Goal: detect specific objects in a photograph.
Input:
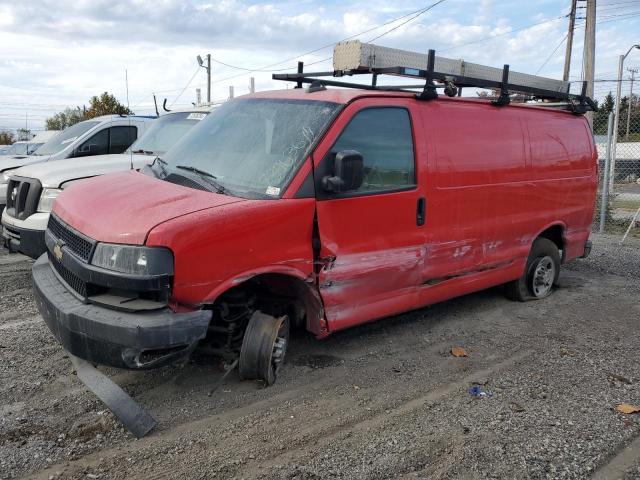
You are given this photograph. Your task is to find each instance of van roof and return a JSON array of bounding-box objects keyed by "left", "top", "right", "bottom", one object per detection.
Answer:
[{"left": 243, "top": 88, "right": 578, "bottom": 115}]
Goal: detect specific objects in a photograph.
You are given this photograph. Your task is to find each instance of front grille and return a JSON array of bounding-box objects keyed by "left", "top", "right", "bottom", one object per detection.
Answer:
[
  {"left": 48, "top": 215, "right": 94, "bottom": 262},
  {"left": 5, "top": 176, "right": 41, "bottom": 220},
  {"left": 48, "top": 252, "right": 87, "bottom": 297}
]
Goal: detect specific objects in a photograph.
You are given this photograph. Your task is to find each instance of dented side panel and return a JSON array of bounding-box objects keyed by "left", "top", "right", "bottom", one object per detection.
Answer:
[{"left": 313, "top": 98, "right": 428, "bottom": 331}]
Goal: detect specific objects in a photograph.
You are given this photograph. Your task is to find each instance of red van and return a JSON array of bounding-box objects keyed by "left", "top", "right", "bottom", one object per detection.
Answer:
[{"left": 32, "top": 86, "right": 597, "bottom": 385}]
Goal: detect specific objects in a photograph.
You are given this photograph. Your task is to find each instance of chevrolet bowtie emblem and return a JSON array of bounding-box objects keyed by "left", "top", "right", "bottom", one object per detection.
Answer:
[{"left": 53, "top": 244, "right": 63, "bottom": 262}]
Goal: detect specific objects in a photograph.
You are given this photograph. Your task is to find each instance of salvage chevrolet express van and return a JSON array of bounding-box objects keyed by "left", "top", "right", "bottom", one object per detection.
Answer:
[
  {"left": 2, "top": 107, "right": 213, "bottom": 259},
  {"left": 33, "top": 88, "right": 597, "bottom": 385}
]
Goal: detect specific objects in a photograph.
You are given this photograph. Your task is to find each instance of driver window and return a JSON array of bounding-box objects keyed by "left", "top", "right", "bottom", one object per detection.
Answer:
[
  {"left": 76, "top": 129, "right": 109, "bottom": 156},
  {"left": 331, "top": 108, "right": 415, "bottom": 192}
]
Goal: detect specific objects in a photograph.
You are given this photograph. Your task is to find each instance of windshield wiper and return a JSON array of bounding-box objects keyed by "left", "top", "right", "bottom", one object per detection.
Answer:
[
  {"left": 151, "top": 156, "right": 168, "bottom": 178},
  {"left": 175, "top": 165, "right": 226, "bottom": 194},
  {"left": 131, "top": 149, "right": 155, "bottom": 155}
]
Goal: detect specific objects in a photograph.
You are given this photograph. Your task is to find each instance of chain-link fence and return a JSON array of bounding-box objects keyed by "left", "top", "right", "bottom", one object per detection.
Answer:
[{"left": 593, "top": 109, "right": 640, "bottom": 242}]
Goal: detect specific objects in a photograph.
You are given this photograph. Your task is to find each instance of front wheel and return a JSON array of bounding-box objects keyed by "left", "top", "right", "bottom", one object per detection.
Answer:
[
  {"left": 505, "top": 238, "right": 560, "bottom": 302},
  {"left": 239, "top": 311, "right": 289, "bottom": 385}
]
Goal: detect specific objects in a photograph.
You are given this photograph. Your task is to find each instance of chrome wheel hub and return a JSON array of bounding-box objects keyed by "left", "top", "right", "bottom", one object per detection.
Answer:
[{"left": 532, "top": 256, "right": 555, "bottom": 297}]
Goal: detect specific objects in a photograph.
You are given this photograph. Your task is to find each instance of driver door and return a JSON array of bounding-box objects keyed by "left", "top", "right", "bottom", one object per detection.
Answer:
[{"left": 313, "top": 100, "right": 427, "bottom": 332}]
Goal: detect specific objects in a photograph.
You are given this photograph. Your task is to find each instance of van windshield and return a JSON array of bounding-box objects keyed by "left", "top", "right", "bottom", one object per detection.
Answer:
[
  {"left": 162, "top": 98, "right": 340, "bottom": 198},
  {"left": 33, "top": 121, "right": 100, "bottom": 156},
  {"left": 128, "top": 111, "right": 206, "bottom": 156}
]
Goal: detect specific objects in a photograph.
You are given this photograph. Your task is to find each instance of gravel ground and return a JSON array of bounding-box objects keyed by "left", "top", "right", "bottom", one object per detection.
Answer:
[{"left": 1, "top": 234, "right": 639, "bottom": 480}]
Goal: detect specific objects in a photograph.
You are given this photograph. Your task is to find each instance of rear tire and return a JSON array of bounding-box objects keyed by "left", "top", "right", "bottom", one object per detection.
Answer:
[
  {"left": 239, "top": 311, "right": 289, "bottom": 385},
  {"left": 505, "top": 237, "right": 560, "bottom": 302}
]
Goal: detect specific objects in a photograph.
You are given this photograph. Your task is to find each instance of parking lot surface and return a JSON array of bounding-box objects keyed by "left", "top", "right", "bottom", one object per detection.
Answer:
[{"left": 1, "top": 235, "right": 639, "bottom": 480}]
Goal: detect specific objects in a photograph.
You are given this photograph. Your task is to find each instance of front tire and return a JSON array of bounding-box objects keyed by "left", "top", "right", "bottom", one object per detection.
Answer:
[
  {"left": 505, "top": 238, "right": 560, "bottom": 302},
  {"left": 239, "top": 311, "right": 289, "bottom": 385}
]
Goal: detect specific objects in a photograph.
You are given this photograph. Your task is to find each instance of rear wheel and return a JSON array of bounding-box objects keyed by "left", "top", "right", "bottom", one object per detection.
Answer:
[
  {"left": 505, "top": 237, "right": 560, "bottom": 302},
  {"left": 239, "top": 311, "right": 289, "bottom": 385}
]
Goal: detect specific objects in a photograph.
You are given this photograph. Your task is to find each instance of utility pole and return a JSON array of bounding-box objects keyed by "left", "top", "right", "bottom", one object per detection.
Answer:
[
  {"left": 563, "top": 0, "right": 577, "bottom": 81},
  {"left": 626, "top": 67, "right": 637, "bottom": 139},
  {"left": 249, "top": 77, "right": 255, "bottom": 94},
  {"left": 583, "top": 0, "right": 596, "bottom": 127},
  {"left": 206, "top": 54, "right": 211, "bottom": 103},
  {"left": 197, "top": 54, "right": 211, "bottom": 103}
]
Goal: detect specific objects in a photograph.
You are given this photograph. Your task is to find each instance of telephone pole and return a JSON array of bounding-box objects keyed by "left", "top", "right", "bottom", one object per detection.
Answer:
[
  {"left": 626, "top": 67, "right": 638, "bottom": 139},
  {"left": 583, "top": 0, "right": 596, "bottom": 126},
  {"left": 563, "top": 0, "right": 578, "bottom": 81},
  {"left": 197, "top": 54, "right": 212, "bottom": 103}
]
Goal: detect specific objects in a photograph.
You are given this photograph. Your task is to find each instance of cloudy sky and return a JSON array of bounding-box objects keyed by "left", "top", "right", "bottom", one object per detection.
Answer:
[{"left": 1, "top": 0, "right": 639, "bottom": 133}]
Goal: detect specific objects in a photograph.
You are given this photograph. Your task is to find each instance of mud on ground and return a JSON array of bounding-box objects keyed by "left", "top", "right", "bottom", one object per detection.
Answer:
[{"left": 1, "top": 235, "right": 639, "bottom": 480}]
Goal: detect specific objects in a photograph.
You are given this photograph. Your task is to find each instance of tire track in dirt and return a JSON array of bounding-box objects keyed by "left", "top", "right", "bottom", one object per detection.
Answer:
[{"left": 30, "top": 349, "right": 532, "bottom": 480}]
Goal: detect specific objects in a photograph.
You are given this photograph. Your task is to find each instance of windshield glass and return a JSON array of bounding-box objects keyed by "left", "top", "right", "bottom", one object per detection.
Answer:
[
  {"left": 34, "top": 121, "right": 100, "bottom": 156},
  {"left": 2, "top": 143, "right": 29, "bottom": 155},
  {"left": 128, "top": 111, "right": 206, "bottom": 155},
  {"left": 162, "top": 98, "right": 340, "bottom": 198}
]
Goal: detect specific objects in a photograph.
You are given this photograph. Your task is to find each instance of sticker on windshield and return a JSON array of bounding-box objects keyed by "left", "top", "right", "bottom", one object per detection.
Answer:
[
  {"left": 266, "top": 186, "right": 280, "bottom": 196},
  {"left": 60, "top": 136, "right": 78, "bottom": 144},
  {"left": 187, "top": 113, "right": 206, "bottom": 120}
]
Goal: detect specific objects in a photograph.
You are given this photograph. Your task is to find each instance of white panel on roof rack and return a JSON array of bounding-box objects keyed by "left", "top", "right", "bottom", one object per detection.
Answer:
[{"left": 333, "top": 40, "right": 570, "bottom": 94}]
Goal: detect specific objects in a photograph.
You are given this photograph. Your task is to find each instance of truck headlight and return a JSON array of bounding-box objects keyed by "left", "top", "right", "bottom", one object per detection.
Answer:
[
  {"left": 91, "top": 243, "right": 174, "bottom": 276},
  {"left": 1, "top": 169, "right": 17, "bottom": 183},
  {"left": 37, "top": 188, "right": 62, "bottom": 213}
]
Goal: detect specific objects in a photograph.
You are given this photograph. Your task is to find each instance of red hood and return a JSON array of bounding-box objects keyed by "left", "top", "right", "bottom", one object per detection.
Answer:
[{"left": 52, "top": 171, "right": 245, "bottom": 245}]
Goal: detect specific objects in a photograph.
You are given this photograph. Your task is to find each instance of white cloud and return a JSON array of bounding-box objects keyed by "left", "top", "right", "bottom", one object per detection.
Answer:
[{"left": 0, "top": 0, "right": 638, "bottom": 132}]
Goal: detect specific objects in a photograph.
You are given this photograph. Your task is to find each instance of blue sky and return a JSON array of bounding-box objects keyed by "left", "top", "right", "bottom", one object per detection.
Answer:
[{"left": 0, "top": 0, "right": 639, "bottom": 133}]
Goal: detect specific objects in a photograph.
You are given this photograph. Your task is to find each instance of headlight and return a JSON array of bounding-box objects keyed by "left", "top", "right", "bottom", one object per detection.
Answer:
[
  {"left": 91, "top": 243, "right": 174, "bottom": 276},
  {"left": 1, "top": 169, "right": 17, "bottom": 183},
  {"left": 37, "top": 188, "right": 62, "bottom": 213}
]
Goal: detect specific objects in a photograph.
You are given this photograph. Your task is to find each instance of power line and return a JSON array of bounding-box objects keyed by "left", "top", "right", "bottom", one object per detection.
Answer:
[
  {"left": 168, "top": 67, "right": 201, "bottom": 107},
  {"left": 536, "top": 33, "right": 569, "bottom": 74},
  {"left": 206, "top": 0, "right": 449, "bottom": 85}
]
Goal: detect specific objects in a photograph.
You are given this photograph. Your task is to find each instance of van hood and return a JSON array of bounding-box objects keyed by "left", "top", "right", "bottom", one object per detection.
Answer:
[
  {"left": 15, "top": 153, "right": 154, "bottom": 188},
  {"left": 52, "top": 170, "right": 246, "bottom": 245}
]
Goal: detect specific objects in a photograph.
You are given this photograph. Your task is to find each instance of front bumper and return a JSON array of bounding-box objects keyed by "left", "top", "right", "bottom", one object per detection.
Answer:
[
  {"left": 33, "top": 254, "right": 212, "bottom": 370},
  {"left": 2, "top": 222, "right": 46, "bottom": 258}
]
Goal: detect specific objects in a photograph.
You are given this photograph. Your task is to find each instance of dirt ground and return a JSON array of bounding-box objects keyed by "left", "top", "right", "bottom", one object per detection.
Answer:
[{"left": 1, "top": 234, "right": 640, "bottom": 480}]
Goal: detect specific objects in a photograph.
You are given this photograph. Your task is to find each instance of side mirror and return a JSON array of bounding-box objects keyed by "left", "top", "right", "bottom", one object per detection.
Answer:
[
  {"left": 322, "top": 150, "right": 364, "bottom": 193},
  {"left": 75, "top": 144, "right": 95, "bottom": 157}
]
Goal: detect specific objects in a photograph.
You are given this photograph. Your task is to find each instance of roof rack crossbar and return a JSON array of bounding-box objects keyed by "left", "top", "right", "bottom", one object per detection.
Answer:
[{"left": 416, "top": 49, "right": 438, "bottom": 101}]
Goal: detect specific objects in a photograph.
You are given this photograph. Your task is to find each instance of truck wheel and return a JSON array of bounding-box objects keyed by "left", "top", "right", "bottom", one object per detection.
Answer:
[
  {"left": 239, "top": 311, "right": 289, "bottom": 385},
  {"left": 505, "top": 238, "right": 560, "bottom": 302}
]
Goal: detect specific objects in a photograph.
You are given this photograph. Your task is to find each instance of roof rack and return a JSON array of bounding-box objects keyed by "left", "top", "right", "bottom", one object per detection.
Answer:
[{"left": 273, "top": 40, "right": 597, "bottom": 114}]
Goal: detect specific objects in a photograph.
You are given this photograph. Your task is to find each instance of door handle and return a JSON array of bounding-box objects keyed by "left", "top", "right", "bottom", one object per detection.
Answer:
[{"left": 416, "top": 197, "right": 426, "bottom": 226}]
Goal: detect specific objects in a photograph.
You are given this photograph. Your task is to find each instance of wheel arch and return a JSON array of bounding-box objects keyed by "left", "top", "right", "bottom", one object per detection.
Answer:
[
  {"left": 535, "top": 222, "right": 566, "bottom": 259},
  {"left": 204, "top": 268, "right": 326, "bottom": 337}
]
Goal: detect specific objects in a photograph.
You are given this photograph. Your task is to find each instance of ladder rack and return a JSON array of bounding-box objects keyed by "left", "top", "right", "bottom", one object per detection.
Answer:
[{"left": 272, "top": 41, "right": 597, "bottom": 114}]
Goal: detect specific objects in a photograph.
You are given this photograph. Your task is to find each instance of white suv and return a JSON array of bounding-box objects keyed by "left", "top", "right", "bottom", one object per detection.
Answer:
[{"left": 2, "top": 108, "right": 213, "bottom": 258}]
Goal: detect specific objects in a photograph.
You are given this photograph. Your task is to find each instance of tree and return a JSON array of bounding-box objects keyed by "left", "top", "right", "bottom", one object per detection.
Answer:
[
  {"left": 45, "top": 107, "right": 86, "bottom": 130},
  {"left": 0, "top": 130, "right": 14, "bottom": 145},
  {"left": 45, "top": 92, "right": 133, "bottom": 131},
  {"left": 16, "top": 128, "right": 32, "bottom": 141},
  {"left": 85, "top": 92, "right": 132, "bottom": 119},
  {"left": 600, "top": 91, "right": 614, "bottom": 114}
]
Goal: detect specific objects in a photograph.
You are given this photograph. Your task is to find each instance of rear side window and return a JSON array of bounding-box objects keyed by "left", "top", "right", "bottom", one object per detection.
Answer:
[
  {"left": 331, "top": 108, "right": 415, "bottom": 192},
  {"left": 77, "top": 129, "right": 109, "bottom": 156},
  {"left": 109, "top": 126, "right": 137, "bottom": 154}
]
